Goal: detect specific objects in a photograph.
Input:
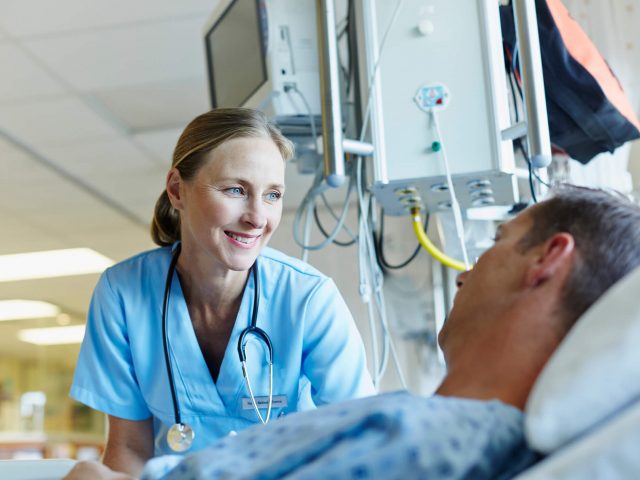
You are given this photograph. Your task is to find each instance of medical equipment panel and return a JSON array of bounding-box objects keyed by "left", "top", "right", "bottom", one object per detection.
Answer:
[
  {"left": 203, "top": 0, "right": 321, "bottom": 129},
  {"left": 360, "top": 0, "right": 518, "bottom": 215}
]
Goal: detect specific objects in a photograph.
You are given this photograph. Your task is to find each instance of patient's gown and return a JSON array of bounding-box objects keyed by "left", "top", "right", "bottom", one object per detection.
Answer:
[{"left": 142, "top": 391, "right": 540, "bottom": 480}]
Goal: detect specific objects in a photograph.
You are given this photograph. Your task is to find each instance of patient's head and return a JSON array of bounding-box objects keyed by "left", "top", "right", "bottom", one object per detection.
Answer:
[
  {"left": 441, "top": 186, "right": 640, "bottom": 356},
  {"left": 436, "top": 186, "right": 640, "bottom": 407},
  {"left": 518, "top": 186, "right": 640, "bottom": 333}
]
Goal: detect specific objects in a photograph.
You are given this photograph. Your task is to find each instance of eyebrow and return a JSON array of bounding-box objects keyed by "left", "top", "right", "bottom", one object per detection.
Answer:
[{"left": 217, "top": 177, "right": 285, "bottom": 190}]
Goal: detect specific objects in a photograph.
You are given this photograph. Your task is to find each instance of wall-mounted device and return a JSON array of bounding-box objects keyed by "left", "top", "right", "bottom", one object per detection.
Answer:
[
  {"left": 203, "top": 0, "right": 321, "bottom": 134},
  {"left": 359, "top": 0, "right": 519, "bottom": 215}
]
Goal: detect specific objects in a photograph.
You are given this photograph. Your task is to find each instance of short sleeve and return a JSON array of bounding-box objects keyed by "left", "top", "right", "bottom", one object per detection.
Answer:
[
  {"left": 301, "top": 278, "right": 375, "bottom": 404},
  {"left": 70, "top": 270, "right": 151, "bottom": 420}
]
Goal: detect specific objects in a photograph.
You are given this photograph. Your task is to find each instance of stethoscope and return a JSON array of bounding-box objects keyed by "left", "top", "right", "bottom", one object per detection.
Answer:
[{"left": 162, "top": 243, "right": 274, "bottom": 452}]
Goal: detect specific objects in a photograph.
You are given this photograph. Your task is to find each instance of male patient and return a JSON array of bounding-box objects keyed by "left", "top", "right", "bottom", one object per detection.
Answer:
[{"left": 66, "top": 186, "right": 640, "bottom": 480}]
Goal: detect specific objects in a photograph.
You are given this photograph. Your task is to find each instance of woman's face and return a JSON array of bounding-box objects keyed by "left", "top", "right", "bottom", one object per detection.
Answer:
[{"left": 168, "top": 136, "right": 285, "bottom": 273}]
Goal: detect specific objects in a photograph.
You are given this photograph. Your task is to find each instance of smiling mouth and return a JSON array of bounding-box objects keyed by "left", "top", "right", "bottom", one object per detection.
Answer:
[{"left": 225, "top": 231, "right": 260, "bottom": 245}]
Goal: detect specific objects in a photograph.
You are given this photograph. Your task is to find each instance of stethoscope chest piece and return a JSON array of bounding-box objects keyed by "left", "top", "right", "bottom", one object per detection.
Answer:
[{"left": 167, "top": 423, "right": 194, "bottom": 452}]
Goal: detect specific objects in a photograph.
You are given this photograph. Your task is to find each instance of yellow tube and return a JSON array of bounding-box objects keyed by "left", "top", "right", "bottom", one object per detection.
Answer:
[{"left": 410, "top": 208, "right": 470, "bottom": 271}]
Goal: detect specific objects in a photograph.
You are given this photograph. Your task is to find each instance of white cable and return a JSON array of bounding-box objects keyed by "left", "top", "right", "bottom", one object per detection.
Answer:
[
  {"left": 289, "top": 83, "right": 357, "bottom": 253},
  {"left": 286, "top": 85, "right": 317, "bottom": 151},
  {"left": 292, "top": 164, "right": 356, "bottom": 251},
  {"left": 301, "top": 200, "right": 313, "bottom": 262},
  {"left": 320, "top": 192, "right": 358, "bottom": 241},
  {"left": 354, "top": 158, "right": 380, "bottom": 387},
  {"left": 430, "top": 112, "right": 470, "bottom": 268},
  {"left": 355, "top": 156, "right": 407, "bottom": 390},
  {"left": 363, "top": 196, "right": 406, "bottom": 388},
  {"left": 359, "top": 0, "right": 405, "bottom": 142}
]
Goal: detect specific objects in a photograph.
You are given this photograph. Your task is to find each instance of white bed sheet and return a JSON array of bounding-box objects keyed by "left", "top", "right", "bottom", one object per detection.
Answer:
[
  {"left": 0, "top": 459, "right": 76, "bottom": 480},
  {"left": 516, "top": 399, "right": 640, "bottom": 479}
]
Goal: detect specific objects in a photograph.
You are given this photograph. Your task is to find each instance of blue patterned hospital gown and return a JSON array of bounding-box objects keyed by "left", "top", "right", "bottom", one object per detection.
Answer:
[{"left": 142, "top": 392, "right": 539, "bottom": 480}]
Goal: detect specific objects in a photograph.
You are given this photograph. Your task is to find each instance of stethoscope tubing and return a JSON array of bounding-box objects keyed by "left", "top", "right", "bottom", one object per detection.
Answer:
[
  {"left": 162, "top": 243, "right": 274, "bottom": 448},
  {"left": 162, "top": 244, "right": 183, "bottom": 426}
]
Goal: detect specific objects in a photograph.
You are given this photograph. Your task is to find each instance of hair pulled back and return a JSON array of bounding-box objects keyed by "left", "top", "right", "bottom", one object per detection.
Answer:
[{"left": 151, "top": 108, "right": 294, "bottom": 246}]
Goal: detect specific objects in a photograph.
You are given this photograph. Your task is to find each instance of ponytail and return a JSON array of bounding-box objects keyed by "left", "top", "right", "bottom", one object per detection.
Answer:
[{"left": 151, "top": 190, "right": 180, "bottom": 246}]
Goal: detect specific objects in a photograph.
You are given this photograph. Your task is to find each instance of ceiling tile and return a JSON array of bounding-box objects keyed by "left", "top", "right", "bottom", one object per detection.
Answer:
[
  {"left": 44, "top": 137, "right": 159, "bottom": 171},
  {"left": 0, "top": 95, "right": 121, "bottom": 147},
  {"left": 132, "top": 127, "right": 183, "bottom": 164},
  {"left": 91, "top": 78, "right": 209, "bottom": 131},
  {"left": 0, "top": 0, "right": 216, "bottom": 38},
  {"left": 43, "top": 138, "right": 166, "bottom": 213},
  {"left": 23, "top": 18, "right": 208, "bottom": 91},
  {"left": 0, "top": 44, "right": 65, "bottom": 101}
]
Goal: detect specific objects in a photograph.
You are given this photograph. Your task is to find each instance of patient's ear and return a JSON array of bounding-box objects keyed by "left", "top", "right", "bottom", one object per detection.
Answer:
[
  {"left": 526, "top": 233, "right": 575, "bottom": 287},
  {"left": 166, "top": 168, "right": 184, "bottom": 210}
]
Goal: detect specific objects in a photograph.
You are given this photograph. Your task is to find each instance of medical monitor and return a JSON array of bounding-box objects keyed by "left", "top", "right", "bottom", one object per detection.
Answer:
[
  {"left": 203, "top": 0, "right": 321, "bottom": 126},
  {"left": 204, "top": 0, "right": 267, "bottom": 109}
]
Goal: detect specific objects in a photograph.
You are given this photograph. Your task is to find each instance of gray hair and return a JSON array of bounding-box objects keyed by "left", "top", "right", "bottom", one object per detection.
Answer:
[{"left": 518, "top": 185, "right": 640, "bottom": 332}]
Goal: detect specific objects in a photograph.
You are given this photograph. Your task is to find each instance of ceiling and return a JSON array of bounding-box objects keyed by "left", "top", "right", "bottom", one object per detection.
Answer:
[{"left": 0, "top": 0, "right": 316, "bottom": 364}]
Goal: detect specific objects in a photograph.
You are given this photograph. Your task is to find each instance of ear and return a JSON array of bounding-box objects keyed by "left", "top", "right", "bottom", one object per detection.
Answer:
[
  {"left": 166, "top": 168, "right": 184, "bottom": 210},
  {"left": 525, "top": 233, "right": 575, "bottom": 287}
]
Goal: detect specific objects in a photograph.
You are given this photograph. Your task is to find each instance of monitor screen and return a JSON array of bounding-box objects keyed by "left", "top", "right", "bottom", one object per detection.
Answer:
[{"left": 205, "top": 0, "right": 268, "bottom": 108}]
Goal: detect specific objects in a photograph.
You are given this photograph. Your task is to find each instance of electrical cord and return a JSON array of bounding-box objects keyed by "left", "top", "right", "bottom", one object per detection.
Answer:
[
  {"left": 505, "top": 47, "right": 549, "bottom": 203},
  {"left": 374, "top": 209, "right": 425, "bottom": 270},
  {"left": 292, "top": 161, "right": 357, "bottom": 252},
  {"left": 359, "top": 0, "right": 405, "bottom": 142},
  {"left": 515, "top": 138, "right": 550, "bottom": 204},
  {"left": 527, "top": 158, "right": 538, "bottom": 203},
  {"left": 313, "top": 204, "right": 357, "bottom": 247},
  {"left": 285, "top": 84, "right": 317, "bottom": 150},
  {"left": 319, "top": 190, "right": 358, "bottom": 241},
  {"left": 355, "top": 156, "right": 407, "bottom": 389}
]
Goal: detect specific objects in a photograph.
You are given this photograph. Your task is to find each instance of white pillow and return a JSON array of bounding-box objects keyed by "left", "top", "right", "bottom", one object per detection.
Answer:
[{"left": 525, "top": 264, "right": 640, "bottom": 453}]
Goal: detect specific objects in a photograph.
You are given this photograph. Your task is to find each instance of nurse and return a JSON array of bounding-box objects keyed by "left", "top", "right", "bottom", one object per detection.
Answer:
[{"left": 70, "top": 108, "right": 375, "bottom": 476}]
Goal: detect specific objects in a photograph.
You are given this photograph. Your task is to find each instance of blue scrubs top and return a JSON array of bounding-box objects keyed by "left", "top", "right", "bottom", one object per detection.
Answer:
[{"left": 71, "top": 245, "right": 374, "bottom": 456}]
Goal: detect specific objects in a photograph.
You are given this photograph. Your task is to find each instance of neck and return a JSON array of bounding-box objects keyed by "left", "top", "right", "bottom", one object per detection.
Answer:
[
  {"left": 175, "top": 248, "right": 249, "bottom": 317},
  {"left": 436, "top": 294, "right": 564, "bottom": 410}
]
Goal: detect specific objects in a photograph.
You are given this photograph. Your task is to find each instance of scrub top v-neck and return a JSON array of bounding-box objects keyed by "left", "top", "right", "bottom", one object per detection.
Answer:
[{"left": 71, "top": 245, "right": 375, "bottom": 456}]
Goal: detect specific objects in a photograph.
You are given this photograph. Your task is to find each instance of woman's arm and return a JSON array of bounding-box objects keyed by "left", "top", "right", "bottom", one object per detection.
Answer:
[
  {"left": 102, "top": 415, "right": 155, "bottom": 477},
  {"left": 302, "top": 279, "right": 376, "bottom": 403}
]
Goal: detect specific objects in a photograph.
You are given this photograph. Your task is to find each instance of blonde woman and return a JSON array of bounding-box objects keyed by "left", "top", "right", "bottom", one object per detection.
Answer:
[{"left": 70, "top": 108, "right": 374, "bottom": 477}]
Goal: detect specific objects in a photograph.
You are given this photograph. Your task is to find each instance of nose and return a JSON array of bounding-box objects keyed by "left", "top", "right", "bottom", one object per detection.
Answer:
[
  {"left": 242, "top": 198, "right": 267, "bottom": 230},
  {"left": 456, "top": 270, "right": 469, "bottom": 288}
]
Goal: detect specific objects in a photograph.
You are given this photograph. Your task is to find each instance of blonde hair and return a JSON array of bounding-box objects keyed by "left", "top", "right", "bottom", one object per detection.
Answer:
[{"left": 151, "top": 108, "right": 294, "bottom": 246}]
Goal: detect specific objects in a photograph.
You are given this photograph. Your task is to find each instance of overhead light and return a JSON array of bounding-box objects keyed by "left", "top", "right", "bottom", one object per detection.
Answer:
[
  {"left": 0, "top": 300, "right": 61, "bottom": 321},
  {"left": 18, "top": 325, "right": 85, "bottom": 345},
  {"left": 0, "top": 248, "right": 114, "bottom": 282}
]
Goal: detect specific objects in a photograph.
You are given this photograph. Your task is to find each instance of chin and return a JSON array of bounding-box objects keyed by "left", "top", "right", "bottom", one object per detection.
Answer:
[{"left": 226, "top": 253, "right": 260, "bottom": 272}]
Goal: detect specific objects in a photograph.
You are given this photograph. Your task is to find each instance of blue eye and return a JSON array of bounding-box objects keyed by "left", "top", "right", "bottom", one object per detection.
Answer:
[
  {"left": 266, "top": 191, "right": 282, "bottom": 202},
  {"left": 226, "top": 187, "right": 244, "bottom": 196}
]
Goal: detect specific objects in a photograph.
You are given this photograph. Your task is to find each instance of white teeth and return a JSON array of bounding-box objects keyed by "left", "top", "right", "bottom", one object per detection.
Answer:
[{"left": 227, "top": 232, "right": 255, "bottom": 244}]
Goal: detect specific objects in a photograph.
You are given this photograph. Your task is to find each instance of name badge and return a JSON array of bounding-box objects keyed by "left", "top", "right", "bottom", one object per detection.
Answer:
[{"left": 242, "top": 395, "right": 288, "bottom": 410}]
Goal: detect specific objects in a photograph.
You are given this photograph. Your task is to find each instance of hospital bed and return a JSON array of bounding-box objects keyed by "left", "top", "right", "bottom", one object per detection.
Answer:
[
  {"left": 1, "top": 265, "right": 640, "bottom": 480},
  {"left": 516, "top": 263, "right": 640, "bottom": 478}
]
